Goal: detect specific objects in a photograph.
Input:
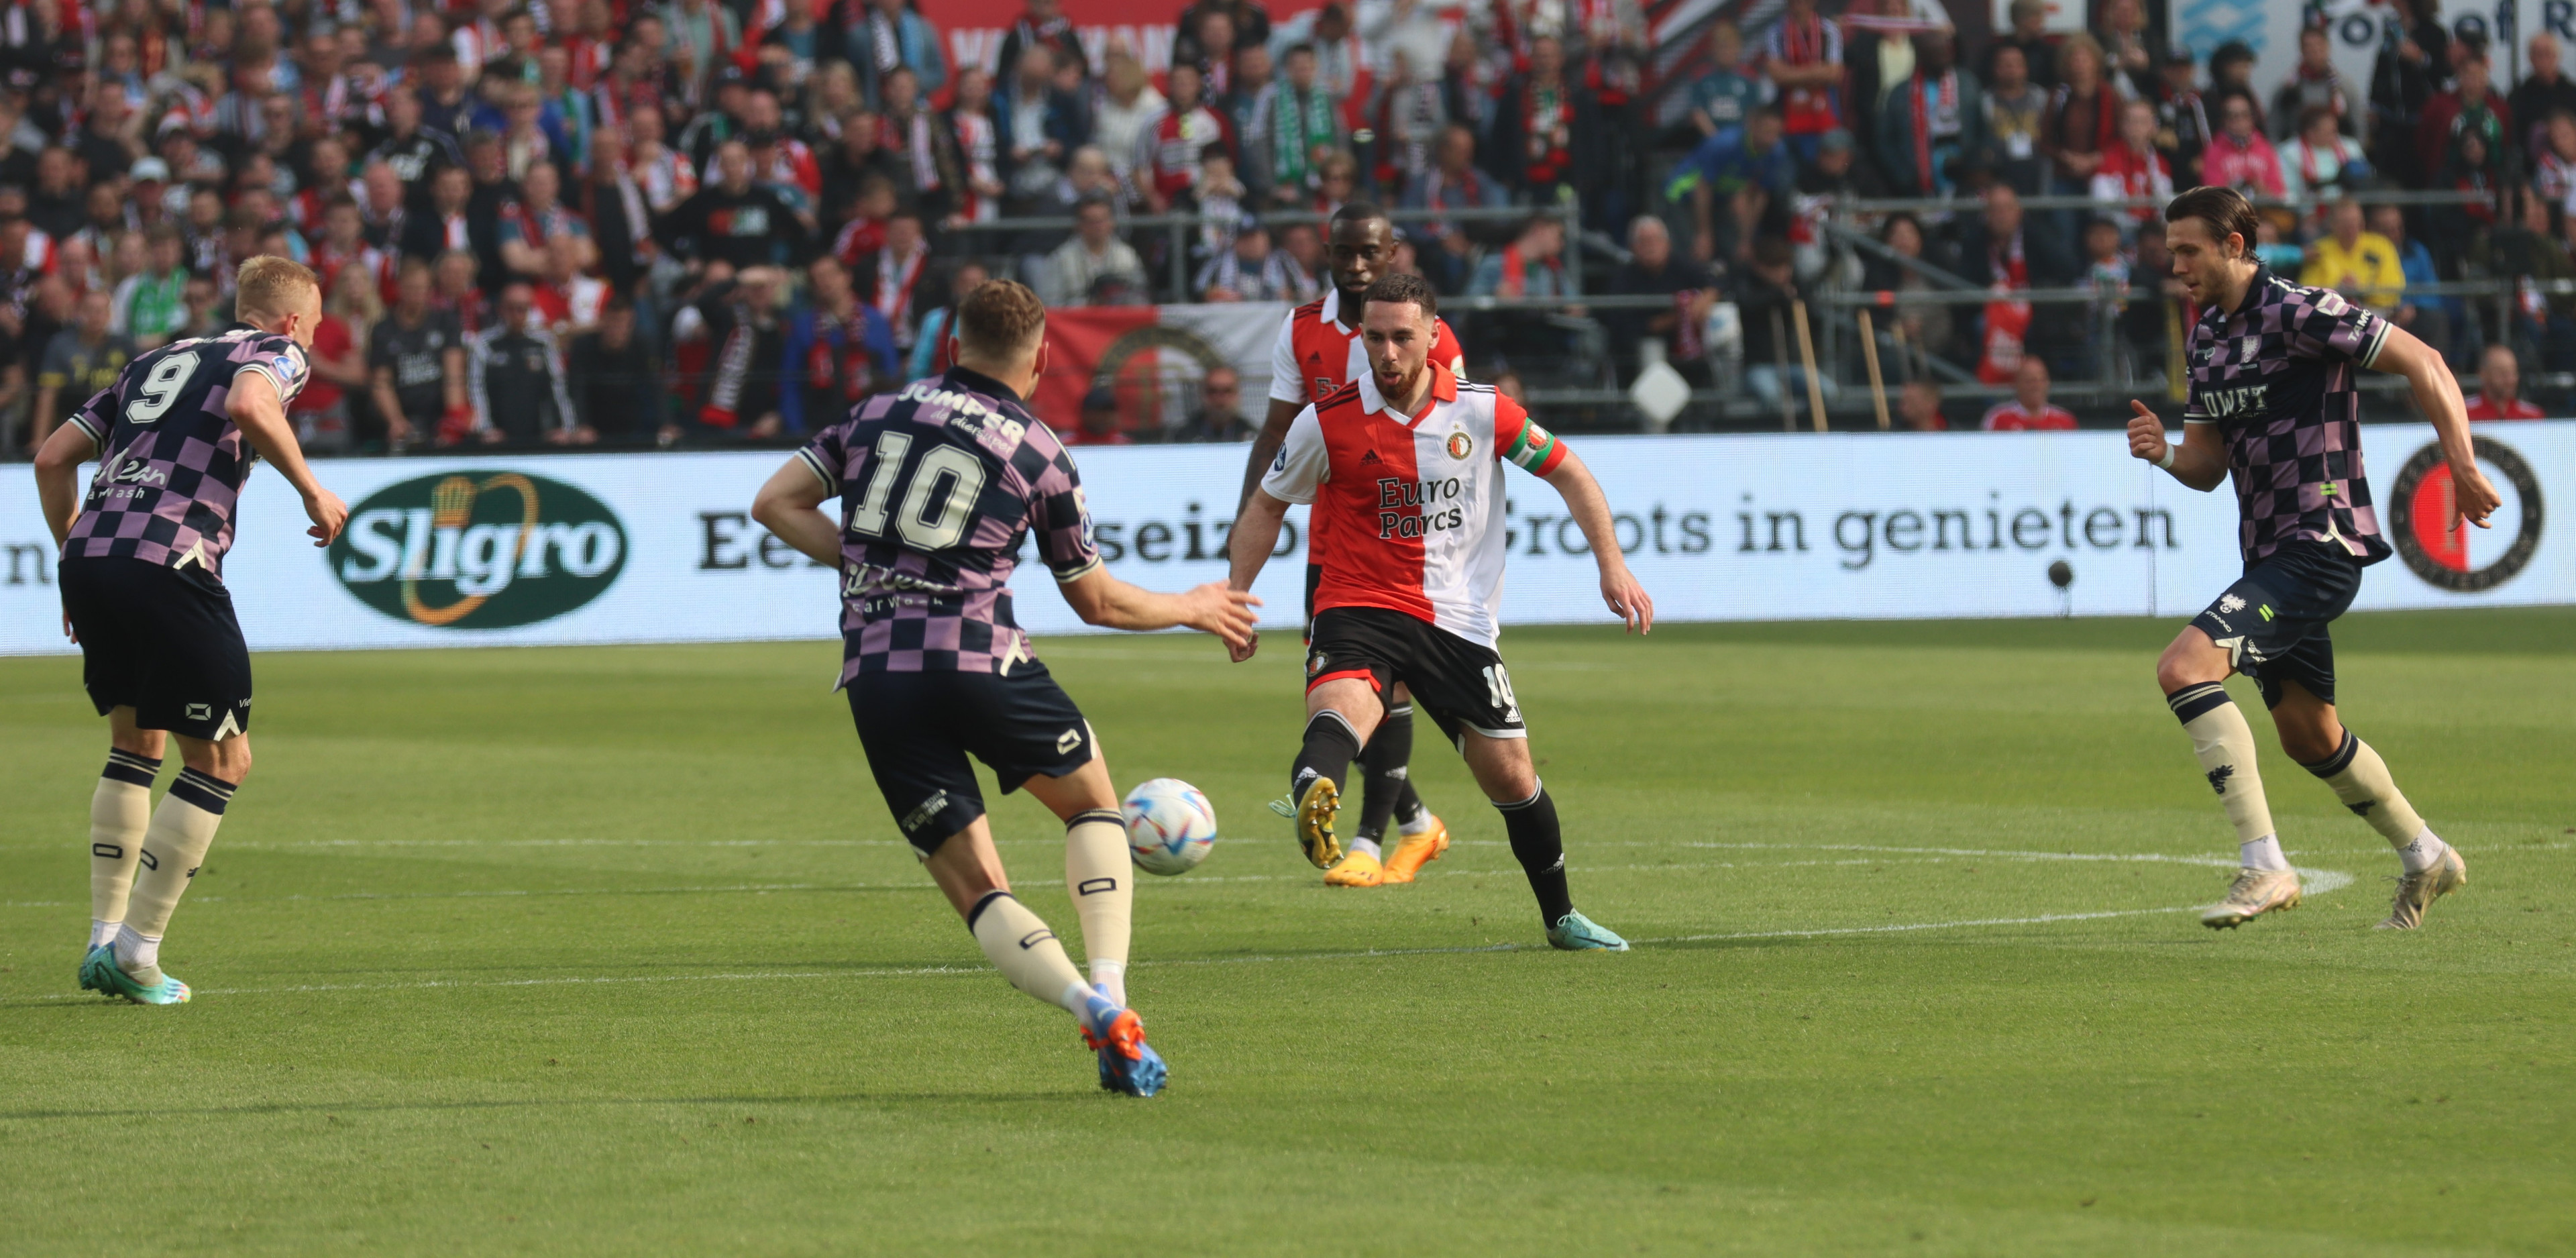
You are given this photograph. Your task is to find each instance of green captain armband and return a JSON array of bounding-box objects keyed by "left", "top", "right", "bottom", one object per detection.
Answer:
[{"left": 1503, "top": 419, "right": 1560, "bottom": 472}]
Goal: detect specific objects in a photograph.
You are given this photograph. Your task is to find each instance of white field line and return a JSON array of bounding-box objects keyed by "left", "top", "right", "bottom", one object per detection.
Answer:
[{"left": 3, "top": 859, "right": 2358, "bottom": 1004}]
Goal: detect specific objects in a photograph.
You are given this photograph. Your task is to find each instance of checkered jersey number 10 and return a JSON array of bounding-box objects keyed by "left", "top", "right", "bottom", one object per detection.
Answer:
[
  {"left": 124, "top": 351, "right": 201, "bottom": 425},
  {"left": 845, "top": 429, "right": 988, "bottom": 551}
]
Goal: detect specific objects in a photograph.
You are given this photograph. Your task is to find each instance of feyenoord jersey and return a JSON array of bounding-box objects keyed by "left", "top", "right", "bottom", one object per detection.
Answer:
[
  {"left": 794, "top": 364, "right": 1102, "bottom": 683},
  {"left": 1266, "top": 286, "right": 1464, "bottom": 409},
  {"left": 2182, "top": 266, "right": 2392, "bottom": 566},
  {"left": 1262, "top": 360, "right": 1567, "bottom": 649},
  {"left": 61, "top": 326, "right": 309, "bottom": 584}
]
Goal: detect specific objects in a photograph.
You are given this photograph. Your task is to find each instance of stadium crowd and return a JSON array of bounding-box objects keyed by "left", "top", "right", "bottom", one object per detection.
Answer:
[{"left": 0, "top": 0, "right": 2563, "bottom": 456}]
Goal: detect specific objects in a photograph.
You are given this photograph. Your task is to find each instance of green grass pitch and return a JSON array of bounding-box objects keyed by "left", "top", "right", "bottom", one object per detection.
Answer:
[{"left": 1, "top": 611, "right": 2571, "bottom": 1255}]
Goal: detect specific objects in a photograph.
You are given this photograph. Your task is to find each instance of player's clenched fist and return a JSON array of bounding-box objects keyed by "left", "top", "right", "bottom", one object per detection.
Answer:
[{"left": 2126, "top": 400, "right": 2169, "bottom": 464}]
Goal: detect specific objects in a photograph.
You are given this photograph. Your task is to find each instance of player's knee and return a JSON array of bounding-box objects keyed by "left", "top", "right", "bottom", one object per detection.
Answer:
[
  {"left": 2155, "top": 641, "right": 2224, "bottom": 694},
  {"left": 183, "top": 736, "right": 251, "bottom": 784},
  {"left": 2273, "top": 714, "right": 2341, "bottom": 765}
]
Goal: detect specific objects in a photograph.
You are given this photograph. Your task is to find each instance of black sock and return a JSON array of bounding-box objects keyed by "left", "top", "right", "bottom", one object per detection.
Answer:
[
  {"left": 1496, "top": 782, "right": 1573, "bottom": 928},
  {"left": 1352, "top": 703, "right": 1415, "bottom": 840},
  {"left": 1291, "top": 710, "right": 1363, "bottom": 801}
]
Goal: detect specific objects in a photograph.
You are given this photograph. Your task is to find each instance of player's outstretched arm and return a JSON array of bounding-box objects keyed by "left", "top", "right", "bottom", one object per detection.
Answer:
[
  {"left": 749, "top": 458, "right": 845, "bottom": 567},
  {"left": 228, "top": 369, "right": 346, "bottom": 546},
  {"left": 2125, "top": 401, "right": 2229, "bottom": 492},
  {"left": 1540, "top": 450, "right": 1654, "bottom": 634},
  {"left": 1222, "top": 488, "right": 1293, "bottom": 662},
  {"left": 1057, "top": 566, "right": 1259, "bottom": 650},
  {"left": 2371, "top": 325, "right": 2503, "bottom": 529},
  {"left": 31, "top": 417, "right": 98, "bottom": 546},
  {"left": 1236, "top": 398, "right": 1303, "bottom": 512}
]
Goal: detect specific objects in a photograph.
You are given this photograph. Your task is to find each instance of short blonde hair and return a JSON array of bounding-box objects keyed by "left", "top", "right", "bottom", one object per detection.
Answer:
[
  {"left": 955, "top": 278, "right": 1048, "bottom": 361},
  {"left": 234, "top": 255, "right": 320, "bottom": 322}
]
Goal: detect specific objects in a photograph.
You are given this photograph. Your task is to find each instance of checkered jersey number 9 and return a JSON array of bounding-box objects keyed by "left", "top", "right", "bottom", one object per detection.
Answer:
[
  {"left": 847, "top": 429, "right": 988, "bottom": 550},
  {"left": 1483, "top": 664, "right": 1523, "bottom": 725},
  {"left": 124, "top": 350, "right": 200, "bottom": 425}
]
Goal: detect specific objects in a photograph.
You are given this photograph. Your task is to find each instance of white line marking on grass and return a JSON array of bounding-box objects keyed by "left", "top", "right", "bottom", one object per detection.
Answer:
[{"left": 7, "top": 866, "right": 2355, "bottom": 1004}]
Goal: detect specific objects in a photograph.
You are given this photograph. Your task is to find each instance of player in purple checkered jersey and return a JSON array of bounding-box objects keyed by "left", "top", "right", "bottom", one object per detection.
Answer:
[
  {"left": 750, "top": 279, "right": 1257, "bottom": 1096},
  {"left": 2127, "top": 187, "right": 2501, "bottom": 933},
  {"left": 28, "top": 258, "right": 350, "bottom": 1006}
]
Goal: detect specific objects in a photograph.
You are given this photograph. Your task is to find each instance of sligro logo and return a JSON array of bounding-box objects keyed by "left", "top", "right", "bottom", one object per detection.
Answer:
[{"left": 328, "top": 472, "right": 626, "bottom": 627}]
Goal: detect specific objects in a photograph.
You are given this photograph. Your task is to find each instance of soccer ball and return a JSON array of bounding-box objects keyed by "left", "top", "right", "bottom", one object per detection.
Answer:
[{"left": 1122, "top": 778, "right": 1217, "bottom": 876}]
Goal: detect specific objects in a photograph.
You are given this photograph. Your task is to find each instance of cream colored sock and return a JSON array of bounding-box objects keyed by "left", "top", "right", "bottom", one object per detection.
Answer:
[
  {"left": 114, "top": 768, "right": 233, "bottom": 984},
  {"left": 1063, "top": 808, "right": 1132, "bottom": 1007},
  {"left": 967, "top": 891, "right": 1095, "bottom": 1021},
  {"left": 88, "top": 750, "right": 161, "bottom": 947},
  {"left": 2302, "top": 731, "right": 2443, "bottom": 868},
  {"left": 2166, "top": 682, "right": 2277, "bottom": 850}
]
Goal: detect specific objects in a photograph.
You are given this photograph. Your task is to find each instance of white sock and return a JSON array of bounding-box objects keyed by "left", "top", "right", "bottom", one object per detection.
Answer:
[
  {"left": 1398, "top": 812, "right": 1438, "bottom": 837},
  {"left": 1348, "top": 835, "right": 1383, "bottom": 860},
  {"left": 113, "top": 922, "right": 160, "bottom": 976},
  {"left": 89, "top": 919, "right": 119, "bottom": 949},
  {"left": 2396, "top": 829, "right": 2451, "bottom": 874},
  {"left": 2239, "top": 835, "right": 2290, "bottom": 872},
  {"left": 1090, "top": 959, "right": 1126, "bottom": 1008}
]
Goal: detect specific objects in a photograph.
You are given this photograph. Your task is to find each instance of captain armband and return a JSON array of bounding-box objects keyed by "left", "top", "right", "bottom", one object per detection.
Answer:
[{"left": 1503, "top": 419, "right": 1562, "bottom": 473}]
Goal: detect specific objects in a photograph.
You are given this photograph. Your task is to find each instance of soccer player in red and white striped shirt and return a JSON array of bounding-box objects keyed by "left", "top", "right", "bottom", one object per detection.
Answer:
[
  {"left": 1238, "top": 203, "right": 1466, "bottom": 888},
  {"left": 1227, "top": 273, "right": 1652, "bottom": 951}
]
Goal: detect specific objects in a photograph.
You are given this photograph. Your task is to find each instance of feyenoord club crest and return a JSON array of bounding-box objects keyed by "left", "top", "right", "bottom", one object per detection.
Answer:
[
  {"left": 1446, "top": 431, "right": 1473, "bottom": 460},
  {"left": 2387, "top": 436, "right": 2544, "bottom": 592}
]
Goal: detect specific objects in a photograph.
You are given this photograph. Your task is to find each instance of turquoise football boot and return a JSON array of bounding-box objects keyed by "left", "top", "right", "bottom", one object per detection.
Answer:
[
  {"left": 96, "top": 953, "right": 191, "bottom": 1005},
  {"left": 1546, "top": 910, "right": 1631, "bottom": 952}
]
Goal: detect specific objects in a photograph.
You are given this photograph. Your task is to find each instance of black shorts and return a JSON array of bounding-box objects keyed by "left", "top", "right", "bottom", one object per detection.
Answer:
[
  {"left": 1304, "top": 606, "right": 1526, "bottom": 746},
  {"left": 2190, "top": 541, "right": 2364, "bottom": 709},
  {"left": 59, "top": 556, "right": 253, "bottom": 740},
  {"left": 847, "top": 663, "right": 1095, "bottom": 857}
]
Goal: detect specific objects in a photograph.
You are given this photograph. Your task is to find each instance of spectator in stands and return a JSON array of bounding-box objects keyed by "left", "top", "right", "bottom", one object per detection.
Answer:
[
  {"left": 1898, "top": 377, "right": 1948, "bottom": 431},
  {"left": 2371, "top": 204, "right": 2455, "bottom": 364},
  {"left": 1764, "top": 0, "right": 1843, "bottom": 164},
  {"left": 2301, "top": 198, "right": 2403, "bottom": 313},
  {"left": 1605, "top": 216, "right": 1721, "bottom": 386},
  {"left": 2271, "top": 25, "right": 2363, "bottom": 144},
  {"left": 1196, "top": 219, "right": 1287, "bottom": 301},
  {"left": 2044, "top": 34, "right": 2117, "bottom": 198},
  {"left": 2420, "top": 48, "right": 2510, "bottom": 186},
  {"left": 1043, "top": 194, "right": 1146, "bottom": 305},
  {"left": 1493, "top": 34, "right": 1592, "bottom": 205},
  {"left": 1862, "top": 211, "right": 1955, "bottom": 362},
  {"left": 2465, "top": 344, "right": 2546, "bottom": 418},
  {"left": 2536, "top": 111, "right": 2576, "bottom": 212},
  {"left": 1469, "top": 215, "right": 1575, "bottom": 301},
  {"left": 1136, "top": 63, "right": 1232, "bottom": 214},
  {"left": 1064, "top": 384, "right": 1130, "bottom": 445},
  {"left": 1673, "top": 103, "right": 1795, "bottom": 265},
  {"left": 1406, "top": 123, "right": 1507, "bottom": 291},
  {"left": 998, "top": 0, "right": 1089, "bottom": 88},
  {"left": 2096, "top": 0, "right": 2157, "bottom": 100},
  {"left": 29, "top": 289, "right": 131, "bottom": 446},
  {"left": 1093, "top": 46, "right": 1167, "bottom": 195},
  {"left": 294, "top": 267, "right": 378, "bottom": 452},
  {"left": 2472, "top": 189, "right": 2576, "bottom": 375},
  {"left": 664, "top": 140, "right": 809, "bottom": 270},
  {"left": 908, "top": 260, "right": 988, "bottom": 380},
  {"left": 2155, "top": 44, "right": 2212, "bottom": 187},
  {"left": 1171, "top": 7, "right": 1239, "bottom": 96},
  {"left": 855, "top": 208, "right": 931, "bottom": 355},
  {"left": 1252, "top": 43, "right": 1342, "bottom": 208},
  {"left": 1273, "top": 222, "right": 1329, "bottom": 302},
  {"left": 1371, "top": 46, "right": 1448, "bottom": 195},
  {"left": 2280, "top": 105, "right": 2373, "bottom": 204},
  {"left": 1984, "top": 44, "right": 2048, "bottom": 195},
  {"left": 847, "top": 0, "right": 948, "bottom": 109},
  {"left": 113, "top": 224, "right": 189, "bottom": 349},
  {"left": 1959, "top": 183, "right": 2071, "bottom": 289},
  {"left": 2370, "top": 0, "right": 2451, "bottom": 188},
  {"left": 1185, "top": 150, "right": 1250, "bottom": 268},
  {"left": 2092, "top": 99, "right": 2172, "bottom": 234},
  {"left": 1169, "top": 364, "right": 1254, "bottom": 441},
  {"left": 997, "top": 44, "right": 1084, "bottom": 206},
  {"left": 2201, "top": 93, "right": 2286, "bottom": 197},
  {"left": 1879, "top": 31, "right": 1984, "bottom": 197},
  {"left": 878, "top": 68, "right": 963, "bottom": 223},
  {"left": 1982, "top": 358, "right": 2076, "bottom": 430},
  {"left": 661, "top": 0, "right": 743, "bottom": 105},
  {"left": 401, "top": 164, "right": 483, "bottom": 265},
  {"left": 780, "top": 254, "right": 898, "bottom": 435},
  {"left": 1986, "top": 0, "right": 2058, "bottom": 89},
  {"left": 2206, "top": 41, "right": 2263, "bottom": 131},
  {"left": 468, "top": 280, "right": 582, "bottom": 445},
  {"left": 1686, "top": 21, "right": 1764, "bottom": 140},
  {"left": 1737, "top": 237, "right": 1830, "bottom": 409},
  {"left": 371, "top": 262, "right": 468, "bottom": 450},
  {"left": 2510, "top": 34, "right": 2576, "bottom": 160}
]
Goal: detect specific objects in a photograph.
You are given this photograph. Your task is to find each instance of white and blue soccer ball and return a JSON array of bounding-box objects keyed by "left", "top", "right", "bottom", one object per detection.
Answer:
[{"left": 1122, "top": 778, "right": 1217, "bottom": 876}]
